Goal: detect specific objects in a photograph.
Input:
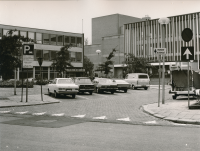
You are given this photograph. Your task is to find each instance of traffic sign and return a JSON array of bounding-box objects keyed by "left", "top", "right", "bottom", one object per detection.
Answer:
[
  {"left": 23, "top": 43, "right": 34, "bottom": 68},
  {"left": 154, "top": 48, "right": 166, "bottom": 54},
  {"left": 181, "top": 28, "right": 193, "bottom": 42},
  {"left": 181, "top": 47, "right": 194, "bottom": 61}
]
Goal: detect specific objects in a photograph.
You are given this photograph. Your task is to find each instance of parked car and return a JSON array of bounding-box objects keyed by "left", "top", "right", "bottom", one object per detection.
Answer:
[
  {"left": 113, "top": 79, "right": 130, "bottom": 93},
  {"left": 47, "top": 78, "right": 79, "bottom": 98},
  {"left": 124, "top": 73, "right": 150, "bottom": 90},
  {"left": 92, "top": 78, "right": 117, "bottom": 94},
  {"left": 73, "top": 77, "right": 94, "bottom": 95}
]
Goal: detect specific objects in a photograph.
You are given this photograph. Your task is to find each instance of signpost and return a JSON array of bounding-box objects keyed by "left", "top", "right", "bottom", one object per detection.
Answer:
[
  {"left": 22, "top": 43, "right": 34, "bottom": 103},
  {"left": 154, "top": 48, "right": 166, "bottom": 107},
  {"left": 181, "top": 28, "right": 193, "bottom": 108}
]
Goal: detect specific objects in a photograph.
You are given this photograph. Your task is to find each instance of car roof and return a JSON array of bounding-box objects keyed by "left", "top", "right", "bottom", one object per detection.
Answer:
[
  {"left": 55, "top": 78, "right": 72, "bottom": 80},
  {"left": 127, "top": 73, "right": 148, "bottom": 75}
]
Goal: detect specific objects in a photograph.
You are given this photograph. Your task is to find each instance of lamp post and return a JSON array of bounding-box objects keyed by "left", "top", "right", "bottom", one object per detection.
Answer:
[
  {"left": 158, "top": 17, "right": 170, "bottom": 104},
  {"left": 96, "top": 50, "right": 101, "bottom": 77},
  {"left": 37, "top": 57, "right": 43, "bottom": 101}
]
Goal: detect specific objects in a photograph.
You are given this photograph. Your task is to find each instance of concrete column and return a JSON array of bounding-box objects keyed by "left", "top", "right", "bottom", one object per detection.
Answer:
[
  {"left": 48, "top": 67, "right": 50, "bottom": 80},
  {"left": 17, "top": 68, "right": 20, "bottom": 80},
  {"left": 33, "top": 67, "right": 35, "bottom": 78}
]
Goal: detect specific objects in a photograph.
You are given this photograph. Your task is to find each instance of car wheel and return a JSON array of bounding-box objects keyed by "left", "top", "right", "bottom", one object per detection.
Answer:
[
  {"left": 132, "top": 85, "right": 136, "bottom": 90},
  {"left": 89, "top": 91, "right": 93, "bottom": 95},
  {"left": 144, "top": 87, "right": 148, "bottom": 90},
  {"left": 111, "top": 91, "right": 114, "bottom": 94},
  {"left": 124, "top": 89, "right": 127, "bottom": 93},
  {"left": 48, "top": 89, "right": 51, "bottom": 96},
  {"left": 172, "top": 95, "right": 177, "bottom": 100},
  {"left": 72, "top": 94, "right": 76, "bottom": 98},
  {"left": 54, "top": 91, "right": 59, "bottom": 98},
  {"left": 97, "top": 88, "right": 101, "bottom": 94}
]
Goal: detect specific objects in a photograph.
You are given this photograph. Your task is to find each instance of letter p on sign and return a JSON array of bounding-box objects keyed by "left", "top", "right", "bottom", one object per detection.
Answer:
[{"left": 23, "top": 44, "right": 34, "bottom": 55}]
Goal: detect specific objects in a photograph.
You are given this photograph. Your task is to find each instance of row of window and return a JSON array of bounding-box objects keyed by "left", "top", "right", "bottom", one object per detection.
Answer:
[
  {"left": 34, "top": 49, "right": 82, "bottom": 62},
  {"left": 0, "top": 29, "right": 82, "bottom": 47}
]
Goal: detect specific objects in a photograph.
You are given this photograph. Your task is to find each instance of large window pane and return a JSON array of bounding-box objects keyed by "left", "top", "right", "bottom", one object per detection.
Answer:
[
  {"left": 65, "top": 36, "right": 70, "bottom": 45},
  {"left": 71, "top": 37, "right": 76, "bottom": 47},
  {"left": 36, "top": 33, "right": 42, "bottom": 44},
  {"left": 76, "top": 52, "right": 82, "bottom": 62},
  {"left": 50, "top": 34, "right": 56, "bottom": 45},
  {"left": 43, "top": 33, "right": 49, "bottom": 45},
  {"left": 0, "top": 29, "right": 2, "bottom": 39},
  {"left": 57, "top": 35, "right": 63, "bottom": 46},
  {"left": 28, "top": 32, "right": 35, "bottom": 42},
  {"left": 43, "top": 50, "right": 50, "bottom": 61},
  {"left": 35, "top": 49, "right": 43, "bottom": 60},
  {"left": 70, "top": 52, "right": 76, "bottom": 61},
  {"left": 77, "top": 37, "right": 82, "bottom": 47},
  {"left": 50, "top": 51, "right": 57, "bottom": 60},
  {"left": 3, "top": 29, "right": 18, "bottom": 36},
  {"left": 20, "top": 31, "right": 27, "bottom": 38},
  {"left": 3, "top": 29, "right": 9, "bottom": 36}
]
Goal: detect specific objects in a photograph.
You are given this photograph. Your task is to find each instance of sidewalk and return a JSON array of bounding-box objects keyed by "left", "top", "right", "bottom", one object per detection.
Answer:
[
  {"left": 142, "top": 98, "right": 200, "bottom": 125},
  {"left": 0, "top": 94, "right": 60, "bottom": 108}
]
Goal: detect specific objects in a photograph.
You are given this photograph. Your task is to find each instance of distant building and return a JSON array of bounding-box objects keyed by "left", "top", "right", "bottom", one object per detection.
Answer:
[
  {"left": 85, "top": 14, "right": 144, "bottom": 78},
  {"left": 0, "top": 24, "right": 84, "bottom": 80}
]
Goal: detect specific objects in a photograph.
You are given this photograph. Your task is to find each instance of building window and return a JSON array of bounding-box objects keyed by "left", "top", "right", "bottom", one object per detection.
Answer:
[
  {"left": 3, "top": 29, "right": 18, "bottom": 36},
  {"left": 77, "top": 37, "right": 82, "bottom": 47},
  {"left": 71, "top": 37, "right": 76, "bottom": 47},
  {"left": 20, "top": 31, "right": 27, "bottom": 38},
  {"left": 36, "top": 33, "right": 42, "bottom": 44},
  {"left": 28, "top": 32, "right": 35, "bottom": 42},
  {"left": 43, "top": 33, "right": 49, "bottom": 45},
  {"left": 0, "top": 29, "right": 2, "bottom": 39},
  {"left": 65, "top": 36, "right": 70, "bottom": 44},
  {"left": 34, "top": 49, "right": 43, "bottom": 60},
  {"left": 70, "top": 52, "right": 76, "bottom": 61},
  {"left": 43, "top": 50, "right": 50, "bottom": 61},
  {"left": 76, "top": 52, "right": 82, "bottom": 62},
  {"left": 57, "top": 35, "right": 63, "bottom": 46},
  {"left": 50, "top": 51, "right": 57, "bottom": 60},
  {"left": 50, "top": 34, "right": 56, "bottom": 45}
]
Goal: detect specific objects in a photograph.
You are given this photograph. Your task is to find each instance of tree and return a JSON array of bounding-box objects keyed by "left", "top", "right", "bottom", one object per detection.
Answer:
[
  {"left": 0, "top": 29, "right": 31, "bottom": 80},
  {"left": 123, "top": 53, "right": 152, "bottom": 77},
  {"left": 83, "top": 56, "right": 94, "bottom": 76},
  {"left": 51, "top": 44, "right": 73, "bottom": 77},
  {"left": 97, "top": 48, "right": 117, "bottom": 77}
]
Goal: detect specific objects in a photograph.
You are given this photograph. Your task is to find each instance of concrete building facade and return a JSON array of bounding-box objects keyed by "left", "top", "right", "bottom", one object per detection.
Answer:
[{"left": 0, "top": 24, "right": 84, "bottom": 80}]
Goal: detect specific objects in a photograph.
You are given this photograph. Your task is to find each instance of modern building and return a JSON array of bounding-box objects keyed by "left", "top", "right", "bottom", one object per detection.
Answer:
[
  {"left": 0, "top": 24, "right": 84, "bottom": 80},
  {"left": 85, "top": 14, "right": 147, "bottom": 78},
  {"left": 124, "top": 12, "right": 200, "bottom": 75}
]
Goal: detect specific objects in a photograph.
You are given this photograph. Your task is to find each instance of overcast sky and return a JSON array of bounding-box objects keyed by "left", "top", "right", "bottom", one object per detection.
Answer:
[{"left": 0, "top": 0, "right": 200, "bottom": 44}]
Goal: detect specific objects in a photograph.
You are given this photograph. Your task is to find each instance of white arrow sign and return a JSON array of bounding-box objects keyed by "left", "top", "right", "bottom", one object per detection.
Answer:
[{"left": 183, "top": 48, "right": 192, "bottom": 59}]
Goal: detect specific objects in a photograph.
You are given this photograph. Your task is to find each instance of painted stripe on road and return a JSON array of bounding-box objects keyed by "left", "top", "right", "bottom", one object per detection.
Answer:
[
  {"left": 0, "top": 110, "right": 11, "bottom": 113},
  {"left": 117, "top": 117, "right": 131, "bottom": 122},
  {"left": 71, "top": 114, "right": 86, "bottom": 118},
  {"left": 51, "top": 113, "right": 65, "bottom": 116},
  {"left": 32, "top": 112, "right": 46, "bottom": 116},
  {"left": 76, "top": 95, "right": 89, "bottom": 99},
  {"left": 94, "top": 94, "right": 108, "bottom": 97},
  {"left": 93, "top": 116, "right": 107, "bottom": 120},
  {"left": 15, "top": 111, "right": 28, "bottom": 114},
  {"left": 144, "top": 120, "right": 157, "bottom": 124}
]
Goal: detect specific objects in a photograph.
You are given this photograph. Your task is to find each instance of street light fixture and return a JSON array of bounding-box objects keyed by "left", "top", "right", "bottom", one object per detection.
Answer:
[
  {"left": 158, "top": 17, "right": 170, "bottom": 104},
  {"left": 37, "top": 57, "right": 43, "bottom": 101},
  {"left": 96, "top": 50, "right": 101, "bottom": 77}
]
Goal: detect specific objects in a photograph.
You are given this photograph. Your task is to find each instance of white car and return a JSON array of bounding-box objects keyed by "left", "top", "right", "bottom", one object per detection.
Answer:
[{"left": 48, "top": 78, "right": 79, "bottom": 98}]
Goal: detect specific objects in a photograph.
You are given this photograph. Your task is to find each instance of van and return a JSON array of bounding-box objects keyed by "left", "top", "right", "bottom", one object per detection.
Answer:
[{"left": 124, "top": 73, "right": 150, "bottom": 90}]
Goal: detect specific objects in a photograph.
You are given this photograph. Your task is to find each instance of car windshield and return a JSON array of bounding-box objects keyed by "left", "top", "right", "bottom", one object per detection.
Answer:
[
  {"left": 115, "top": 80, "right": 126, "bottom": 83},
  {"left": 138, "top": 75, "right": 148, "bottom": 79},
  {"left": 77, "top": 78, "right": 92, "bottom": 83},
  {"left": 57, "top": 79, "right": 74, "bottom": 84},
  {"left": 98, "top": 79, "right": 113, "bottom": 83}
]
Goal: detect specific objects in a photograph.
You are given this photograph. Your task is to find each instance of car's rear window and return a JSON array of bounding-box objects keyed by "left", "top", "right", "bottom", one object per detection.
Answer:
[
  {"left": 138, "top": 75, "right": 148, "bottom": 79},
  {"left": 58, "top": 79, "right": 73, "bottom": 84}
]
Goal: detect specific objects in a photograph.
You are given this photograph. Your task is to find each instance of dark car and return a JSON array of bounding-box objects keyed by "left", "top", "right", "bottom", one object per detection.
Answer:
[
  {"left": 74, "top": 77, "right": 95, "bottom": 95},
  {"left": 92, "top": 78, "right": 118, "bottom": 94}
]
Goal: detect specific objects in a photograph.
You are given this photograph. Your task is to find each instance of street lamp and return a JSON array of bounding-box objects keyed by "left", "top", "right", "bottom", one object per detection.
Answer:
[
  {"left": 96, "top": 50, "right": 101, "bottom": 77},
  {"left": 158, "top": 17, "right": 170, "bottom": 104},
  {"left": 37, "top": 57, "right": 43, "bottom": 101}
]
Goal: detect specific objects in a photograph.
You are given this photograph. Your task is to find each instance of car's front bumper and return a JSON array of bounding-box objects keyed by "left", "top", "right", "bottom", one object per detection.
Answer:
[{"left": 57, "top": 90, "right": 78, "bottom": 94}]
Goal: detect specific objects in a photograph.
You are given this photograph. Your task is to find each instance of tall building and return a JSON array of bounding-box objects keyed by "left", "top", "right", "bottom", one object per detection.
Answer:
[
  {"left": 85, "top": 14, "right": 144, "bottom": 78},
  {"left": 0, "top": 24, "right": 84, "bottom": 80},
  {"left": 124, "top": 12, "right": 200, "bottom": 75}
]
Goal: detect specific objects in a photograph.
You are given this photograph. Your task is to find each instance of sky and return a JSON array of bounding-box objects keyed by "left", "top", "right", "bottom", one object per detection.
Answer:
[{"left": 0, "top": 0, "right": 200, "bottom": 44}]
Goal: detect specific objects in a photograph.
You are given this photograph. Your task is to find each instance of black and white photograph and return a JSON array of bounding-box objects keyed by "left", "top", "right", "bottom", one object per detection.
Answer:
[{"left": 1, "top": 0, "right": 200, "bottom": 150}]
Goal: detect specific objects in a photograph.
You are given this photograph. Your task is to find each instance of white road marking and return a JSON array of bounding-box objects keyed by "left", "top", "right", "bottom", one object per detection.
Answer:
[
  {"left": 32, "top": 112, "right": 46, "bottom": 116},
  {"left": 117, "top": 117, "right": 131, "bottom": 122},
  {"left": 15, "top": 111, "right": 28, "bottom": 114},
  {"left": 173, "top": 123, "right": 186, "bottom": 126},
  {"left": 51, "top": 113, "right": 65, "bottom": 116},
  {"left": 144, "top": 120, "right": 157, "bottom": 124},
  {"left": 71, "top": 114, "right": 86, "bottom": 118},
  {"left": 93, "top": 116, "right": 107, "bottom": 120},
  {"left": 0, "top": 110, "right": 11, "bottom": 113},
  {"left": 76, "top": 95, "right": 89, "bottom": 99},
  {"left": 94, "top": 94, "right": 108, "bottom": 97}
]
